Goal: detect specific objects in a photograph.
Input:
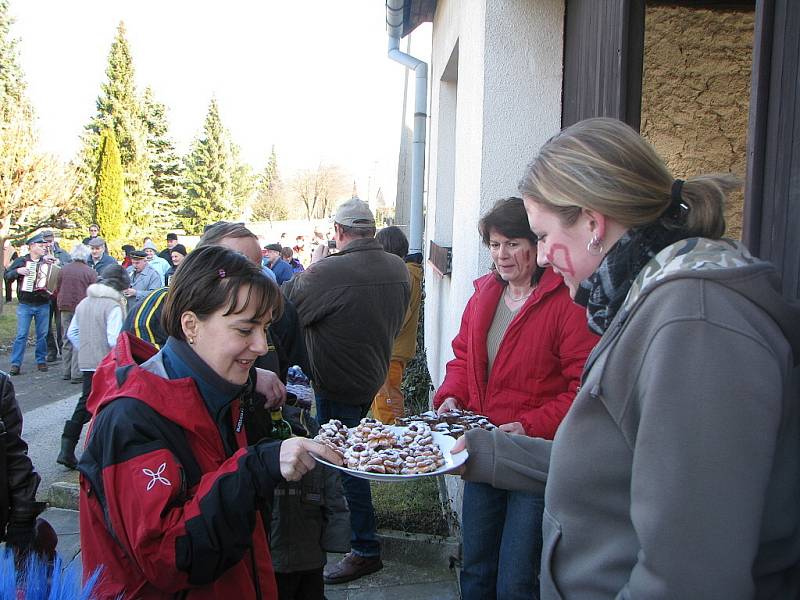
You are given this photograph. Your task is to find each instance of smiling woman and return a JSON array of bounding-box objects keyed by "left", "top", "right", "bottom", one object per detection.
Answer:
[
  {"left": 76, "top": 245, "right": 343, "bottom": 599},
  {"left": 433, "top": 197, "right": 598, "bottom": 599}
]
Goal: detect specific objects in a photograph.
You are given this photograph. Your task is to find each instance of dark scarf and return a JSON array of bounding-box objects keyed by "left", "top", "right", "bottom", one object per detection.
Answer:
[{"left": 574, "top": 221, "right": 688, "bottom": 335}]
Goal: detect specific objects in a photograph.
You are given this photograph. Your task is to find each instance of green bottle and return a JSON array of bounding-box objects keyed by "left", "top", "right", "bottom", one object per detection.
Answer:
[{"left": 270, "top": 408, "right": 293, "bottom": 440}]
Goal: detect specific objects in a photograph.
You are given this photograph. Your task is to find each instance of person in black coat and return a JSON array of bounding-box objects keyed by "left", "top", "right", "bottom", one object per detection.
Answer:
[{"left": 0, "top": 372, "right": 56, "bottom": 563}]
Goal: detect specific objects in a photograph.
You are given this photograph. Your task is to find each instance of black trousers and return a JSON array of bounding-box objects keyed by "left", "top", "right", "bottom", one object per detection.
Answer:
[
  {"left": 46, "top": 296, "right": 62, "bottom": 357},
  {"left": 68, "top": 371, "right": 94, "bottom": 425},
  {"left": 275, "top": 568, "right": 324, "bottom": 600}
]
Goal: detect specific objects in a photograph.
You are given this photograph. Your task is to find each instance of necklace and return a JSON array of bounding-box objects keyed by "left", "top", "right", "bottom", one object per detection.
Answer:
[{"left": 505, "top": 286, "right": 534, "bottom": 302}]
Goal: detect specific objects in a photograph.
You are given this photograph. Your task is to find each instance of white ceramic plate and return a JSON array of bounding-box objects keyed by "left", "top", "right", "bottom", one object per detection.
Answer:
[{"left": 312, "top": 427, "right": 468, "bottom": 482}]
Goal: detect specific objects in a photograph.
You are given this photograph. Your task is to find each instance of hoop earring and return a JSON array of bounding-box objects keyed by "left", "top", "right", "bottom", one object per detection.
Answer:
[{"left": 587, "top": 235, "right": 604, "bottom": 256}]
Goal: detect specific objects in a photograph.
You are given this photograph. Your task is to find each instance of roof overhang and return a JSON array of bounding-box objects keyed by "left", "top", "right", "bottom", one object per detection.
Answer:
[{"left": 400, "top": 0, "right": 435, "bottom": 37}]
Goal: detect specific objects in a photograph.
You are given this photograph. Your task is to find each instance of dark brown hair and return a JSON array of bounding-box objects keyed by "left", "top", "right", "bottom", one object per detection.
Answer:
[
  {"left": 161, "top": 245, "right": 283, "bottom": 340},
  {"left": 479, "top": 197, "right": 544, "bottom": 285},
  {"left": 375, "top": 226, "right": 409, "bottom": 259}
]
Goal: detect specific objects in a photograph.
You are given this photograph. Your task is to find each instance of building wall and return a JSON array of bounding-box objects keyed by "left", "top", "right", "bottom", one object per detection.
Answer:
[
  {"left": 423, "top": 0, "right": 565, "bottom": 528},
  {"left": 640, "top": 5, "right": 754, "bottom": 240}
]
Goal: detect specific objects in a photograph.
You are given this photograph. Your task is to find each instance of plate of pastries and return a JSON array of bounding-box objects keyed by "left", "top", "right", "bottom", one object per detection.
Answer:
[{"left": 312, "top": 417, "right": 468, "bottom": 481}]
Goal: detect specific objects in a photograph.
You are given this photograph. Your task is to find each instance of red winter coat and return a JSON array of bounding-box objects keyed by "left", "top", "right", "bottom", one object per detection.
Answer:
[
  {"left": 78, "top": 333, "right": 281, "bottom": 599},
  {"left": 433, "top": 269, "right": 598, "bottom": 439}
]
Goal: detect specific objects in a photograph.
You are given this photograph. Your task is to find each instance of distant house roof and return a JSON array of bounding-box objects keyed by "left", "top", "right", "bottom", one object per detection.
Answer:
[{"left": 401, "top": 0, "right": 435, "bottom": 37}]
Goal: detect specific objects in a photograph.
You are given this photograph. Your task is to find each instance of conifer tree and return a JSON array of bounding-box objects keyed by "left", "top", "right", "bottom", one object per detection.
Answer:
[
  {"left": 94, "top": 128, "right": 124, "bottom": 247},
  {"left": 74, "top": 21, "right": 151, "bottom": 236},
  {"left": 250, "top": 146, "right": 287, "bottom": 222},
  {"left": 141, "top": 86, "right": 183, "bottom": 228},
  {"left": 181, "top": 98, "right": 251, "bottom": 233}
]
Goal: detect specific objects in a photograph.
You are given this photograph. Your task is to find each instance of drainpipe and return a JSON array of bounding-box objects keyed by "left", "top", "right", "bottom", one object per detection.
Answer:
[{"left": 386, "top": 0, "right": 427, "bottom": 256}]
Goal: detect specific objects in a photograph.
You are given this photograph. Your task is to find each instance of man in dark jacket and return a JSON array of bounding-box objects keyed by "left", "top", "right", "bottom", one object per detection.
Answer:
[
  {"left": 86, "top": 237, "right": 117, "bottom": 274},
  {"left": 4, "top": 233, "right": 56, "bottom": 375},
  {"left": 264, "top": 243, "right": 293, "bottom": 285},
  {"left": 157, "top": 232, "right": 186, "bottom": 264},
  {"left": 284, "top": 198, "right": 410, "bottom": 584}
]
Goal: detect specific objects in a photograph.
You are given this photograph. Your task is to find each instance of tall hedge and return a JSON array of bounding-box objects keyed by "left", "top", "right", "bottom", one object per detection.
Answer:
[{"left": 94, "top": 128, "right": 124, "bottom": 248}]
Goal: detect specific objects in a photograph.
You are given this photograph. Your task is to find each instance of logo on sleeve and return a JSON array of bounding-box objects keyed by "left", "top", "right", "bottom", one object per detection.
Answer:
[{"left": 142, "top": 462, "right": 172, "bottom": 491}]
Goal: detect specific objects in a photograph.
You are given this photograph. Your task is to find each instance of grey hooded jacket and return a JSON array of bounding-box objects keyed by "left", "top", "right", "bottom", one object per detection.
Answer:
[{"left": 463, "top": 238, "right": 800, "bottom": 599}]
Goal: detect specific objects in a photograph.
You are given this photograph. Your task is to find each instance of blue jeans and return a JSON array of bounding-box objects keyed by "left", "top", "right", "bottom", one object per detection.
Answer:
[
  {"left": 460, "top": 481, "right": 544, "bottom": 600},
  {"left": 315, "top": 393, "right": 380, "bottom": 558},
  {"left": 11, "top": 302, "right": 50, "bottom": 367}
]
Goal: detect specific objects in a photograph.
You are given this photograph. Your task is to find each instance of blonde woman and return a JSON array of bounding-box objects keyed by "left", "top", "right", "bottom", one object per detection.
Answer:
[{"left": 456, "top": 118, "right": 800, "bottom": 599}]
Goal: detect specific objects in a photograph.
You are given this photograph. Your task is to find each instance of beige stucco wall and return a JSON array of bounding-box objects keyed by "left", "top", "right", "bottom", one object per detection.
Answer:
[{"left": 640, "top": 5, "right": 754, "bottom": 240}]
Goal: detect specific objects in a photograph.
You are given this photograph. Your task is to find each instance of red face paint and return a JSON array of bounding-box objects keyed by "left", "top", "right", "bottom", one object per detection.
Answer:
[{"left": 547, "top": 244, "right": 575, "bottom": 277}]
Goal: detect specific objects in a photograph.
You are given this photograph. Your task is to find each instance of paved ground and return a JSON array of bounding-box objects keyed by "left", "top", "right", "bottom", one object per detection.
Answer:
[{"left": 41, "top": 508, "right": 460, "bottom": 599}]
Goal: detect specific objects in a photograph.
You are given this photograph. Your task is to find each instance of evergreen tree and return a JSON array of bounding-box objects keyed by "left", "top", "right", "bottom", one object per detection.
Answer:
[
  {"left": 94, "top": 128, "right": 124, "bottom": 247},
  {"left": 74, "top": 21, "right": 151, "bottom": 237},
  {"left": 141, "top": 86, "right": 183, "bottom": 228},
  {"left": 181, "top": 98, "right": 250, "bottom": 233},
  {"left": 250, "top": 146, "right": 287, "bottom": 222}
]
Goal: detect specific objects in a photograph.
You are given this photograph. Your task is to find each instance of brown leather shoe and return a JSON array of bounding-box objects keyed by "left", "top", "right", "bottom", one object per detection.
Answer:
[
  {"left": 323, "top": 553, "right": 383, "bottom": 584},
  {"left": 37, "top": 363, "right": 48, "bottom": 372}
]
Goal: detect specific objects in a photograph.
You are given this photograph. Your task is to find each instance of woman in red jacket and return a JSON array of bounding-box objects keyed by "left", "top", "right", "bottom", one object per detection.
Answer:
[{"left": 434, "top": 197, "right": 597, "bottom": 600}]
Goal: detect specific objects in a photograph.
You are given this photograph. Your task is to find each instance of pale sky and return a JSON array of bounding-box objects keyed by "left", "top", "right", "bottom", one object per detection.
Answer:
[{"left": 10, "top": 0, "right": 430, "bottom": 207}]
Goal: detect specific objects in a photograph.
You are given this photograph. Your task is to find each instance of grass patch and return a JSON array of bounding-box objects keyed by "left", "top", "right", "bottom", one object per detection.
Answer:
[
  {"left": 371, "top": 477, "right": 450, "bottom": 536},
  {"left": 0, "top": 300, "right": 19, "bottom": 352}
]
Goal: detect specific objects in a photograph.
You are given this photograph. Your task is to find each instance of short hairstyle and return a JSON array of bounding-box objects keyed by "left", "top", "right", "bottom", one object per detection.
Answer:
[
  {"left": 518, "top": 117, "right": 739, "bottom": 238},
  {"left": 161, "top": 245, "right": 283, "bottom": 341},
  {"left": 479, "top": 197, "right": 538, "bottom": 247},
  {"left": 479, "top": 197, "right": 544, "bottom": 285},
  {"left": 335, "top": 223, "right": 376, "bottom": 239},
  {"left": 198, "top": 222, "right": 257, "bottom": 247},
  {"left": 70, "top": 243, "right": 91, "bottom": 262},
  {"left": 97, "top": 264, "right": 130, "bottom": 292},
  {"left": 280, "top": 246, "right": 293, "bottom": 259},
  {"left": 375, "top": 226, "right": 408, "bottom": 259}
]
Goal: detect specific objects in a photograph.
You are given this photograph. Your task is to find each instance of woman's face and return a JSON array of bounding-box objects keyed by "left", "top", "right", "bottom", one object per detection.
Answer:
[
  {"left": 488, "top": 229, "right": 537, "bottom": 287},
  {"left": 186, "top": 285, "right": 272, "bottom": 385},
  {"left": 171, "top": 251, "right": 184, "bottom": 267},
  {"left": 523, "top": 198, "right": 604, "bottom": 298}
]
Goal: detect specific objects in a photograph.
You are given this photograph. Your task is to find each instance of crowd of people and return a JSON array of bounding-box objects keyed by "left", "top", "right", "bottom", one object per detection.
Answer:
[{"left": 0, "top": 116, "right": 798, "bottom": 599}]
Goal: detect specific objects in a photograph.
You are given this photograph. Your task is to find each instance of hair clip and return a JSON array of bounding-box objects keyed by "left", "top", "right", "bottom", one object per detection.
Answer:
[{"left": 218, "top": 269, "right": 226, "bottom": 278}]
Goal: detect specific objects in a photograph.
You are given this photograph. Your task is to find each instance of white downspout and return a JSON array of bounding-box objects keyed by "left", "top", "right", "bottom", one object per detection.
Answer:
[{"left": 386, "top": 0, "right": 427, "bottom": 256}]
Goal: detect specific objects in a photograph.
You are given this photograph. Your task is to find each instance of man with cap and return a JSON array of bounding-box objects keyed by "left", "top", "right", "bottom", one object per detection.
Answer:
[
  {"left": 123, "top": 250, "right": 162, "bottom": 307},
  {"left": 41, "top": 231, "right": 71, "bottom": 362},
  {"left": 158, "top": 233, "right": 186, "bottom": 265},
  {"left": 3, "top": 233, "right": 58, "bottom": 375},
  {"left": 284, "top": 197, "right": 410, "bottom": 584},
  {"left": 263, "top": 243, "right": 293, "bottom": 285},
  {"left": 141, "top": 241, "right": 170, "bottom": 285},
  {"left": 86, "top": 238, "right": 117, "bottom": 274}
]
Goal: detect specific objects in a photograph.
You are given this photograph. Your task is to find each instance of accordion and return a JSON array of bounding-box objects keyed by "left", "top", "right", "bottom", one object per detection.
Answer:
[{"left": 20, "top": 260, "right": 60, "bottom": 294}]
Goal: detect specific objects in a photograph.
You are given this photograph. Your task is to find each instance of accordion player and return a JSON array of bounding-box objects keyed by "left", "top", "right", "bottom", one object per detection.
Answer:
[{"left": 20, "top": 259, "right": 60, "bottom": 294}]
